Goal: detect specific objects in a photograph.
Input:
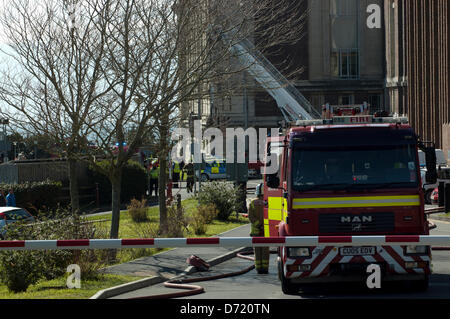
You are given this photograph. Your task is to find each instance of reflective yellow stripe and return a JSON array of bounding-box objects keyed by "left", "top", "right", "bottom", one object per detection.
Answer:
[
  {"left": 268, "top": 197, "right": 283, "bottom": 209},
  {"left": 294, "top": 195, "right": 419, "bottom": 202},
  {"left": 294, "top": 202, "right": 420, "bottom": 209},
  {"left": 268, "top": 196, "right": 283, "bottom": 221},
  {"left": 264, "top": 219, "right": 269, "bottom": 237},
  {"left": 283, "top": 198, "right": 288, "bottom": 222},
  {"left": 268, "top": 209, "right": 282, "bottom": 221},
  {"left": 293, "top": 195, "right": 420, "bottom": 209}
]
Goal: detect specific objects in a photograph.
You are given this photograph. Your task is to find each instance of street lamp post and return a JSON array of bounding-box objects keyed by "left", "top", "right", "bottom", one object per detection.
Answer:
[
  {"left": 12, "top": 142, "right": 17, "bottom": 160},
  {"left": 189, "top": 114, "right": 201, "bottom": 195},
  {"left": 0, "top": 118, "right": 9, "bottom": 162}
]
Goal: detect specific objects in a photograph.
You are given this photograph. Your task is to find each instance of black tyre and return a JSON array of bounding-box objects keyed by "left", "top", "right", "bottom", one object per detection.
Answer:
[
  {"left": 278, "top": 257, "right": 299, "bottom": 295},
  {"left": 410, "top": 275, "right": 429, "bottom": 292},
  {"left": 281, "top": 275, "right": 299, "bottom": 295},
  {"left": 201, "top": 173, "right": 208, "bottom": 182}
]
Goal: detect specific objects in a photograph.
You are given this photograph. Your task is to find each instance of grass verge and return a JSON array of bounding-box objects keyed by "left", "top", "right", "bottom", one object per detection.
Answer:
[
  {"left": 84, "top": 198, "right": 248, "bottom": 264},
  {"left": 0, "top": 274, "right": 142, "bottom": 299},
  {"left": 0, "top": 198, "right": 248, "bottom": 299}
]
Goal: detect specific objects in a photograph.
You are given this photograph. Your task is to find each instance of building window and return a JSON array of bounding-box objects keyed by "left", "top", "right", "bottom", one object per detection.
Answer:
[
  {"left": 369, "top": 94, "right": 383, "bottom": 111},
  {"left": 339, "top": 95, "right": 354, "bottom": 105},
  {"left": 331, "top": 49, "right": 359, "bottom": 78}
]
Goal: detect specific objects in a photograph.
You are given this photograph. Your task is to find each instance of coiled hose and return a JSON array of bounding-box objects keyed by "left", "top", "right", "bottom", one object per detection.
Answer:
[{"left": 129, "top": 250, "right": 257, "bottom": 299}]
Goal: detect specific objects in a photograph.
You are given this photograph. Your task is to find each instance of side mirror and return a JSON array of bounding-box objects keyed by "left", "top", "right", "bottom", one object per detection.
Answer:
[{"left": 266, "top": 174, "right": 280, "bottom": 189}]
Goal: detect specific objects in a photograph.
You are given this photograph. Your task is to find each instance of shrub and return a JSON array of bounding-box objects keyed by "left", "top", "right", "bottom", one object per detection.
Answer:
[
  {"left": 167, "top": 202, "right": 189, "bottom": 238},
  {"left": 190, "top": 216, "right": 207, "bottom": 235},
  {"left": 197, "top": 182, "right": 239, "bottom": 220},
  {"left": 88, "top": 160, "right": 148, "bottom": 205},
  {"left": 0, "top": 250, "right": 42, "bottom": 292},
  {"left": 0, "top": 206, "right": 106, "bottom": 292},
  {"left": 0, "top": 180, "right": 63, "bottom": 216},
  {"left": 189, "top": 204, "right": 218, "bottom": 235},
  {"left": 197, "top": 204, "right": 219, "bottom": 224},
  {"left": 127, "top": 198, "right": 148, "bottom": 222}
]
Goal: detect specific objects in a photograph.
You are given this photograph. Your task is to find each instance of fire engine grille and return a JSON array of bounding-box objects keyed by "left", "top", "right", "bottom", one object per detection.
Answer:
[{"left": 319, "top": 213, "right": 395, "bottom": 234}]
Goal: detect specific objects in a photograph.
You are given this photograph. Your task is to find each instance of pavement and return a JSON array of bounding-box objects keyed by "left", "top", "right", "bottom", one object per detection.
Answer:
[{"left": 91, "top": 222, "right": 252, "bottom": 299}]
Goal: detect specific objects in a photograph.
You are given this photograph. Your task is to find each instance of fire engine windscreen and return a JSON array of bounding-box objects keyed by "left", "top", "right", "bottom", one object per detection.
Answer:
[{"left": 292, "top": 144, "right": 419, "bottom": 191}]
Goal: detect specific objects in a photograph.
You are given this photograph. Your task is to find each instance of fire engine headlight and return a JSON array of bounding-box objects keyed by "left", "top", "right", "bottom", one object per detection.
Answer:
[
  {"left": 288, "top": 247, "right": 311, "bottom": 258},
  {"left": 405, "top": 245, "right": 428, "bottom": 255}
]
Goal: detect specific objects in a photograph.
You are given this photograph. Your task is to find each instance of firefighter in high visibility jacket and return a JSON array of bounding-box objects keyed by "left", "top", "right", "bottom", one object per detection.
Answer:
[
  {"left": 149, "top": 164, "right": 159, "bottom": 197},
  {"left": 185, "top": 162, "right": 194, "bottom": 193},
  {"left": 248, "top": 183, "right": 269, "bottom": 274},
  {"left": 173, "top": 162, "right": 181, "bottom": 188}
]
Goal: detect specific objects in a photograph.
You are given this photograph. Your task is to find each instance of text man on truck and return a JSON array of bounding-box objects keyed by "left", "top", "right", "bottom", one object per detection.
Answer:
[{"left": 262, "top": 104, "right": 437, "bottom": 294}]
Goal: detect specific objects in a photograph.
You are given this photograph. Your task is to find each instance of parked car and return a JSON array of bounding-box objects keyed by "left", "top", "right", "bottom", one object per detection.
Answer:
[
  {"left": 0, "top": 207, "right": 36, "bottom": 239},
  {"left": 196, "top": 156, "right": 227, "bottom": 182},
  {"left": 430, "top": 187, "right": 439, "bottom": 205}
]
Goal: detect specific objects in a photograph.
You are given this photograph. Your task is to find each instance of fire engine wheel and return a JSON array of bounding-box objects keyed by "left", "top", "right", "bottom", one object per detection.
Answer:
[
  {"left": 281, "top": 275, "right": 299, "bottom": 295},
  {"left": 278, "top": 257, "right": 299, "bottom": 295},
  {"left": 409, "top": 275, "right": 429, "bottom": 292}
]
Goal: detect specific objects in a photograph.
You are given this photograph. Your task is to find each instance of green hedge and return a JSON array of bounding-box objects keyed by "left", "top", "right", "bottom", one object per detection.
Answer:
[
  {"left": 88, "top": 160, "right": 148, "bottom": 205},
  {"left": 0, "top": 180, "right": 63, "bottom": 216}
]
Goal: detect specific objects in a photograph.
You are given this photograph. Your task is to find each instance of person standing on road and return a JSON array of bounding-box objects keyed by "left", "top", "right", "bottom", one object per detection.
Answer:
[
  {"left": 173, "top": 161, "right": 181, "bottom": 188},
  {"left": 0, "top": 190, "right": 6, "bottom": 206},
  {"left": 149, "top": 164, "right": 160, "bottom": 197},
  {"left": 185, "top": 162, "right": 194, "bottom": 193},
  {"left": 6, "top": 189, "right": 16, "bottom": 207},
  {"left": 248, "top": 183, "right": 269, "bottom": 274},
  {"left": 179, "top": 161, "right": 185, "bottom": 187}
]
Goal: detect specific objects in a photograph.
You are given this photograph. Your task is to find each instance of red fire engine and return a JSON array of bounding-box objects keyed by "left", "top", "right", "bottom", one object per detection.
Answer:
[{"left": 263, "top": 104, "right": 437, "bottom": 294}]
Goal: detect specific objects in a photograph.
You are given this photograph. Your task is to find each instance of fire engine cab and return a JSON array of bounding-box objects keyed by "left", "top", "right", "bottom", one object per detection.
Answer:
[{"left": 263, "top": 104, "right": 437, "bottom": 294}]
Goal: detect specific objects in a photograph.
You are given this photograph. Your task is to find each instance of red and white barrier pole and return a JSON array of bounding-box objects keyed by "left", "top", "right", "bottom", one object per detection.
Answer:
[{"left": 1, "top": 235, "right": 450, "bottom": 250}]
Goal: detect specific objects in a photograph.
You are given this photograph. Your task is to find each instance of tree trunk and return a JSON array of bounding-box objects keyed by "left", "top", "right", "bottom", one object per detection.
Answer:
[
  {"left": 68, "top": 158, "right": 80, "bottom": 214},
  {"left": 158, "top": 156, "right": 168, "bottom": 235},
  {"left": 110, "top": 167, "right": 123, "bottom": 239}
]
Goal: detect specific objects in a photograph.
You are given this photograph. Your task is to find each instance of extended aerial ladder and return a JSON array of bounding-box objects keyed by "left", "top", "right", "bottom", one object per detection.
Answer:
[{"left": 222, "top": 33, "right": 321, "bottom": 121}]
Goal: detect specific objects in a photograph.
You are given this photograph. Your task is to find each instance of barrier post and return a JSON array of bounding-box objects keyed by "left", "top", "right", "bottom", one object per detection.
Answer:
[
  {"left": 445, "top": 183, "right": 450, "bottom": 214},
  {"left": 439, "top": 182, "right": 445, "bottom": 207},
  {"left": 95, "top": 183, "right": 100, "bottom": 208}
]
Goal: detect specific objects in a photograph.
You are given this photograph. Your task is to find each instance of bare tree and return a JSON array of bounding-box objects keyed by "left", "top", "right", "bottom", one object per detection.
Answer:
[
  {"left": 0, "top": 0, "right": 307, "bottom": 239},
  {"left": 0, "top": 0, "right": 113, "bottom": 214}
]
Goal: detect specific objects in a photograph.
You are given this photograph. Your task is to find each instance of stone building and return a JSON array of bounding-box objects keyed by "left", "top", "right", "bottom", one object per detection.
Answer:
[
  {"left": 384, "top": 0, "right": 449, "bottom": 157},
  {"left": 181, "top": 0, "right": 386, "bottom": 133}
]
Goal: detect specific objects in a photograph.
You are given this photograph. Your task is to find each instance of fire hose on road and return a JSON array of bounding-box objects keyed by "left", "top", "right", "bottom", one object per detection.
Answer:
[
  {"left": 127, "top": 215, "right": 445, "bottom": 299},
  {"left": 129, "top": 250, "right": 261, "bottom": 299}
]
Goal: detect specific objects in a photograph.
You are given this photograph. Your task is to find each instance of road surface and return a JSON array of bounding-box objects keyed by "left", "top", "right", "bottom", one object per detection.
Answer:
[{"left": 117, "top": 218, "right": 450, "bottom": 299}]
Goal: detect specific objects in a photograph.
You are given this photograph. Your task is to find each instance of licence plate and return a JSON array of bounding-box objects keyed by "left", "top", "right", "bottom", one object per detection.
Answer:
[{"left": 340, "top": 247, "right": 376, "bottom": 256}]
